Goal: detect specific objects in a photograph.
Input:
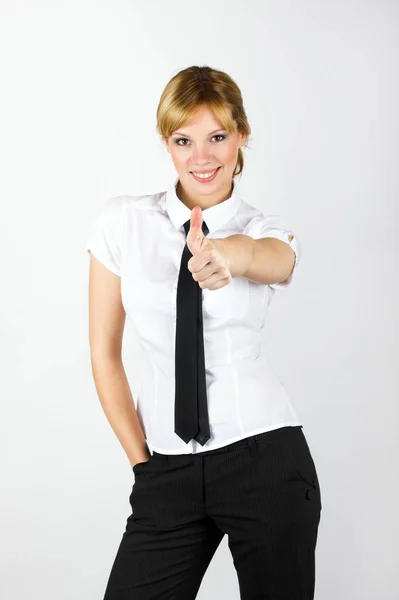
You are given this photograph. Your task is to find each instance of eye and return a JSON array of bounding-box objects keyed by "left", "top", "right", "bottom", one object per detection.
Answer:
[
  {"left": 175, "top": 137, "right": 190, "bottom": 146},
  {"left": 174, "top": 134, "right": 226, "bottom": 146}
]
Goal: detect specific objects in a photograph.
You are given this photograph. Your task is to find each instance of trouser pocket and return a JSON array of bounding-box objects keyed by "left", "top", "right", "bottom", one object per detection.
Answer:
[{"left": 282, "top": 427, "right": 322, "bottom": 510}]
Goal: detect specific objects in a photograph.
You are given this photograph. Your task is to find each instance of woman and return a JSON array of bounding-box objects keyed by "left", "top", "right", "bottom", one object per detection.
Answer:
[{"left": 86, "top": 65, "right": 322, "bottom": 600}]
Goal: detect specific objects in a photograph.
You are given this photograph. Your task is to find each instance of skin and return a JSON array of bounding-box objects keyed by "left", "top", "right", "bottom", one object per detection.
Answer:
[{"left": 164, "top": 104, "right": 248, "bottom": 211}]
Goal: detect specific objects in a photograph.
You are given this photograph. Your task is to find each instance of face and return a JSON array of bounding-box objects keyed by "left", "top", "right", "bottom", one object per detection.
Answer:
[{"left": 164, "top": 104, "right": 247, "bottom": 209}]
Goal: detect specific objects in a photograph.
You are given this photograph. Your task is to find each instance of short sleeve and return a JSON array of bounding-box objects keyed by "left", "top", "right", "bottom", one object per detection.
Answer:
[
  {"left": 243, "top": 214, "right": 302, "bottom": 289},
  {"left": 85, "top": 196, "right": 125, "bottom": 276}
]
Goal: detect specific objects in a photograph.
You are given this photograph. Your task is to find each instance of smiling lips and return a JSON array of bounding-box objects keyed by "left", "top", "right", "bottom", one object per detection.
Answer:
[{"left": 190, "top": 167, "right": 221, "bottom": 183}]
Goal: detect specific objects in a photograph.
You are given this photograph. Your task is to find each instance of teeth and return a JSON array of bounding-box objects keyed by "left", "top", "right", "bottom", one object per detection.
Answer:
[{"left": 192, "top": 168, "right": 218, "bottom": 179}]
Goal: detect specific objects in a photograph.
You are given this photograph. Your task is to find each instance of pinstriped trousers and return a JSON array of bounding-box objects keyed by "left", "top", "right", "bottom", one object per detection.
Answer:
[{"left": 103, "top": 425, "right": 322, "bottom": 599}]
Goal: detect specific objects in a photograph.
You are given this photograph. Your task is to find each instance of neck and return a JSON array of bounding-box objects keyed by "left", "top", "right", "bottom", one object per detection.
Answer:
[{"left": 176, "top": 179, "right": 234, "bottom": 211}]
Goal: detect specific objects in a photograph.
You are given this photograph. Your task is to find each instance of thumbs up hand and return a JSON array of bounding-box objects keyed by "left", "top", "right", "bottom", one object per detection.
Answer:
[{"left": 186, "top": 205, "right": 232, "bottom": 290}]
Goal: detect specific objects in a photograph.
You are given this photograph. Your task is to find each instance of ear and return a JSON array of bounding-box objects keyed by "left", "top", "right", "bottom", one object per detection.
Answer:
[
  {"left": 237, "top": 131, "right": 248, "bottom": 148},
  {"left": 163, "top": 137, "right": 170, "bottom": 154}
]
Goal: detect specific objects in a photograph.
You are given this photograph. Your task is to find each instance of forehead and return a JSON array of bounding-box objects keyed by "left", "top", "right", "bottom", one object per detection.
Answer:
[
  {"left": 176, "top": 106, "right": 222, "bottom": 131},
  {"left": 173, "top": 107, "right": 237, "bottom": 138}
]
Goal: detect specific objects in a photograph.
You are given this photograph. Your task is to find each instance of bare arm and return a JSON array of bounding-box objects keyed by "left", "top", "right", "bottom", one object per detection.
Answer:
[
  {"left": 87, "top": 252, "right": 150, "bottom": 468},
  {"left": 214, "top": 234, "right": 296, "bottom": 285},
  {"left": 242, "top": 234, "right": 296, "bottom": 285}
]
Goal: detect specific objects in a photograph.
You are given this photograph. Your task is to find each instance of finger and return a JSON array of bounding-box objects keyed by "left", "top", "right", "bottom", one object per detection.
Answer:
[{"left": 187, "top": 206, "right": 204, "bottom": 246}]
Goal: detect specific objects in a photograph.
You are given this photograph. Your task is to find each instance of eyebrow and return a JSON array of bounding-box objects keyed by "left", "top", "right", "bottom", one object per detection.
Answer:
[{"left": 173, "top": 128, "right": 225, "bottom": 137}]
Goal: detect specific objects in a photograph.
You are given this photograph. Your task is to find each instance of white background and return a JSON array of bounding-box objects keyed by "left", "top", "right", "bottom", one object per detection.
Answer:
[{"left": 0, "top": 1, "right": 398, "bottom": 598}]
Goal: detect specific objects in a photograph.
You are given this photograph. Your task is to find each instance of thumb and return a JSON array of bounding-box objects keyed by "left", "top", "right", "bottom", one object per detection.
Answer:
[{"left": 187, "top": 206, "right": 205, "bottom": 254}]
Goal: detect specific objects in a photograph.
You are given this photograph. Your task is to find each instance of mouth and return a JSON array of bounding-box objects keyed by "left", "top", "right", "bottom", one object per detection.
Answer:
[{"left": 190, "top": 166, "right": 221, "bottom": 183}]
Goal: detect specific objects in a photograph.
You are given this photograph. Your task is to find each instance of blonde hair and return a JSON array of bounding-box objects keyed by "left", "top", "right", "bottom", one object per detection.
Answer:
[{"left": 156, "top": 65, "right": 251, "bottom": 178}]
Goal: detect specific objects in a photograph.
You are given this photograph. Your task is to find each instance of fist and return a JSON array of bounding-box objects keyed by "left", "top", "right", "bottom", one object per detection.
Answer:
[{"left": 186, "top": 206, "right": 232, "bottom": 291}]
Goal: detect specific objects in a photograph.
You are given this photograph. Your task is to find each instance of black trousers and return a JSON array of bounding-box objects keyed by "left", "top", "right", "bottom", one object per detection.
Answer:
[{"left": 103, "top": 425, "right": 322, "bottom": 599}]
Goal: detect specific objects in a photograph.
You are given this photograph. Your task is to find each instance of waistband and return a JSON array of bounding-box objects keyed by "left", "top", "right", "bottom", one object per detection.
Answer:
[{"left": 153, "top": 425, "right": 303, "bottom": 459}]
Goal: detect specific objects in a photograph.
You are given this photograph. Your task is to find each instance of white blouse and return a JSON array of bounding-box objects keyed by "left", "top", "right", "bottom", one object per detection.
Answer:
[{"left": 85, "top": 176, "right": 303, "bottom": 455}]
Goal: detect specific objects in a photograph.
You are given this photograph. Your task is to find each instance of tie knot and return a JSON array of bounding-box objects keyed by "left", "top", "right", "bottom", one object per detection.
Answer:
[{"left": 183, "top": 219, "right": 209, "bottom": 237}]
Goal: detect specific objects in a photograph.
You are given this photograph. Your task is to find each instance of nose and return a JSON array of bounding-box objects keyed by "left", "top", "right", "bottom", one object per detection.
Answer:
[{"left": 190, "top": 145, "right": 214, "bottom": 165}]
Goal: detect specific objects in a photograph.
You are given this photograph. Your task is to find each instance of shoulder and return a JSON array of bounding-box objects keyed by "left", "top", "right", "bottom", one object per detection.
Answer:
[
  {"left": 238, "top": 200, "right": 291, "bottom": 237},
  {"left": 243, "top": 212, "right": 293, "bottom": 238},
  {"left": 93, "top": 189, "right": 164, "bottom": 221},
  {"left": 123, "top": 189, "right": 167, "bottom": 216},
  {"left": 239, "top": 201, "right": 302, "bottom": 261}
]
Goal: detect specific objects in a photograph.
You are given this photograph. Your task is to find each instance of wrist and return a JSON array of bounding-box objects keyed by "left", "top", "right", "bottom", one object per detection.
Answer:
[{"left": 130, "top": 448, "right": 151, "bottom": 468}]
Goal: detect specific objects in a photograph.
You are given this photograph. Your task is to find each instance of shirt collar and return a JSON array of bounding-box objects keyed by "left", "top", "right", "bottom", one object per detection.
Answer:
[{"left": 165, "top": 175, "right": 242, "bottom": 235}]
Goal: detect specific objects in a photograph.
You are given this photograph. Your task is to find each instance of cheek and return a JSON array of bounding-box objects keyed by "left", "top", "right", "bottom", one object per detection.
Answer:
[
  {"left": 170, "top": 150, "right": 185, "bottom": 170},
  {"left": 217, "top": 144, "right": 238, "bottom": 165}
]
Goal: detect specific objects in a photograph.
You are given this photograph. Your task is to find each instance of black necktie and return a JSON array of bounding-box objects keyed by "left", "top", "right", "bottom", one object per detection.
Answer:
[{"left": 174, "top": 219, "right": 211, "bottom": 446}]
